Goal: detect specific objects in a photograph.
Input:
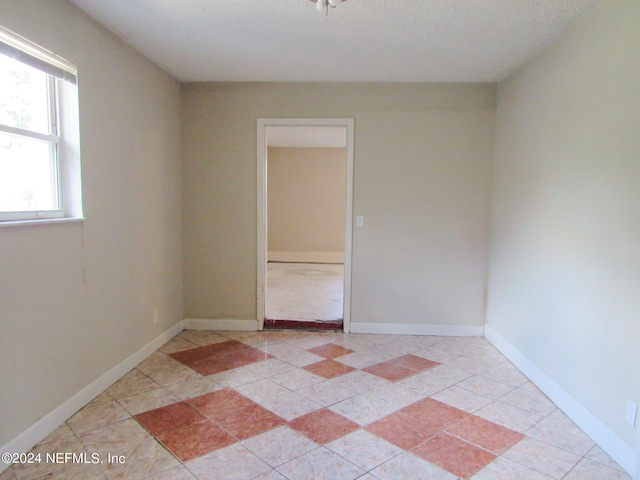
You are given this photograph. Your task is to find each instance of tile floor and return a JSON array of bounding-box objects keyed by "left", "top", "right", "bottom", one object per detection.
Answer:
[{"left": 1, "top": 330, "right": 632, "bottom": 480}]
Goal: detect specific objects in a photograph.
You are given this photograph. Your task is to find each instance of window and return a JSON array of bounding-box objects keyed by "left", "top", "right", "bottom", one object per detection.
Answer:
[{"left": 0, "top": 26, "right": 82, "bottom": 223}]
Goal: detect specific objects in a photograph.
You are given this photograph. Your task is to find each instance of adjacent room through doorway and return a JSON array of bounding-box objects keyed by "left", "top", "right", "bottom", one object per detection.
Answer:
[
  {"left": 265, "top": 262, "right": 344, "bottom": 329},
  {"left": 258, "top": 121, "right": 353, "bottom": 331}
]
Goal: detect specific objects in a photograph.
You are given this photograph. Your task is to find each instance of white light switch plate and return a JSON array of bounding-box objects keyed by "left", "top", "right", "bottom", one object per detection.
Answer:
[{"left": 356, "top": 215, "right": 364, "bottom": 228}]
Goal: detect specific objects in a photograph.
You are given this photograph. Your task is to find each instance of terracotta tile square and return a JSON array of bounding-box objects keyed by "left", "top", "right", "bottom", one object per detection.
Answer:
[
  {"left": 401, "top": 397, "right": 469, "bottom": 430},
  {"left": 197, "top": 340, "right": 253, "bottom": 357},
  {"left": 447, "top": 415, "right": 524, "bottom": 454},
  {"left": 222, "top": 405, "right": 285, "bottom": 440},
  {"left": 288, "top": 408, "right": 359, "bottom": 444},
  {"left": 413, "top": 432, "right": 496, "bottom": 478},
  {"left": 363, "top": 362, "right": 414, "bottom": 382},
  {"left": 170, "top": 340, "right": 248, "bottom": 363},
  {"left": 394, "top": 354, "right": 439, "bottom": 372},
  {"left": 303, "top": 359, "right": 355, "bottom": 379},
  {"left": 189, "top": 388, "right": 255, "bottom": 420},
  {"left": 187, "top": 349, "right": 272, "bottom": 376},
  {"left": 171, "top": 340, "right": 271, "bottom": 376},
  {"left": 156, "top": 420, "right": 236, "bottom": 461},
  {"left": 189, "top": 355, "right": 241, "bottom": 376},
  {"left": 363, "top": 354, "right": 440, "bottom": 382},
  {"left": 366, "top": 411, "right": 439, "bottom": 450},
  {"left": 225, "top": 400, "right": 273, "bottom": 424},
  {"left": 189, "top": 387, "right": 245, "bottom": 405},
  {"left": 307, "top": 343, "right": 355, "bottom": 359},
  {"left": 168, "top": 344, "right": 220, "bottom": 364},
  {"left": 135, "top": 401, "right": 207, "bottom": 436}
]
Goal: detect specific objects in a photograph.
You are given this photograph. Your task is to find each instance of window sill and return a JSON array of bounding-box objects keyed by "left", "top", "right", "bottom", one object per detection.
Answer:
[{"left": 0, "top": 217, "right": 85, "bottom": 228}]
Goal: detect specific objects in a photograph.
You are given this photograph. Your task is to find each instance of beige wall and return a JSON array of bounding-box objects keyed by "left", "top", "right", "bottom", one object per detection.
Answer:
[
  {"left": 267, "top": 147, "right": 346, "bottom": 256},
  {"left": 486, "top": 0, "right": 640, "bottom": 456},
  {"left": 182, "top": 82, "right": 495, "bottom": 327},
  {"left": 5, "top": 0, "right": 636, "bottom": 471},
  {"left": 5, "top": 0, "right": 638, "bottom": 472},
  {"left": 0, "top": 0, "right": 182, "bottom": 447}
]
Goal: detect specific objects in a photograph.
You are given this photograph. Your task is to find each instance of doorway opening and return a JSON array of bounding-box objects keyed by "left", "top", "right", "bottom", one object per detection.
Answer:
[
  {"left": 264, "top": 262, "right": 344, "bottom": 331},
  {"left": 257, "top": 118, "right": 354, "bottom": 332}
]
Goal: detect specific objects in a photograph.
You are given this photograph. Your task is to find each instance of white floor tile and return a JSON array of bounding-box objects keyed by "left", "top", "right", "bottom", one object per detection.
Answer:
[{"left": 276, "top": 447, "right": 364, "bottom": 480}]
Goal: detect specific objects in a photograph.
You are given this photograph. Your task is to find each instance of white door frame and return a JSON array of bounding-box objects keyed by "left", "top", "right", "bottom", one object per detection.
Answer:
[{"left": 257, "top": 118, "right": 355, "bottom": 332}]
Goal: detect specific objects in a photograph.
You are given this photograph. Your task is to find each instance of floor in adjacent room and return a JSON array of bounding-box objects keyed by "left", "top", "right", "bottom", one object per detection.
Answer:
[
  {"left": 265, "top": 262, "right": 344, "bottom": 322},
  {"left": 1, "top": 330, "right": 631, "bottom": 480}
]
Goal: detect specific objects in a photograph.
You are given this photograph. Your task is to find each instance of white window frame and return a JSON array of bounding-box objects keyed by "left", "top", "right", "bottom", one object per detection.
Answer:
[{"left": 0, "top": 26, "right": 82, "bottom": 225}]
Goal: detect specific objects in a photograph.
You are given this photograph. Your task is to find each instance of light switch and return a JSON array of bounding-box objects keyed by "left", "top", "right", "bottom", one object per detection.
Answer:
[{"left": 356, "top": 215, "right": 364, "bottom": 228}]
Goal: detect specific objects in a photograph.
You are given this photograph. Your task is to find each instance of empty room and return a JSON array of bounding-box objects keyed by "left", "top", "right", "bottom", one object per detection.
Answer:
[{"left": 0, "top": 0, "right": 638, "bottom": 479}]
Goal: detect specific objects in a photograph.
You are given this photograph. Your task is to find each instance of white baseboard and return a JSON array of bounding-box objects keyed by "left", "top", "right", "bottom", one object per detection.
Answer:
[
  {"left": 349, "top": 322, "right": 484, "bottom": 337},
  {"left": 484, "top": 325, "right": 637, "bottom": 478},
  {"left": 184, "top": 318, "right": 258, "bottom": 331},
  {"left": 268, "top": 251, "right": 344, "bottom": 264},
  {"left": 0, "top": 321, "right": 184, "bottom": 473}
]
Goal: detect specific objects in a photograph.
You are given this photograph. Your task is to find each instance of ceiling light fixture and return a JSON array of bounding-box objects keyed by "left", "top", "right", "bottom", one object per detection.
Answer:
[{"left": 310, "top": 0, "right": 346, "bottom": 16}]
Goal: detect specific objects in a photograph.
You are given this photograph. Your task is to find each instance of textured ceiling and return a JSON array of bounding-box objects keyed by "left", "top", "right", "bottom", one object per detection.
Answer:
[{"left": 69, "top": 0, "right": 600, "bottom": 83}]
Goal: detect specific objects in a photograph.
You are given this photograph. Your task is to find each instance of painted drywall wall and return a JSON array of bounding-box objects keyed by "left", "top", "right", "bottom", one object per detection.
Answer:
[
  {"left": 487, "top": 0, "right": 640, "bottom": 457},
  {"left": 182, "top": 82, "right": 495, "bottom": 328},
  {"left": 0, "top": 0, "right": 182, "bottom": 447},
  {"left": 267, "top": 147, "right": 346, "bottom": 257}
]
